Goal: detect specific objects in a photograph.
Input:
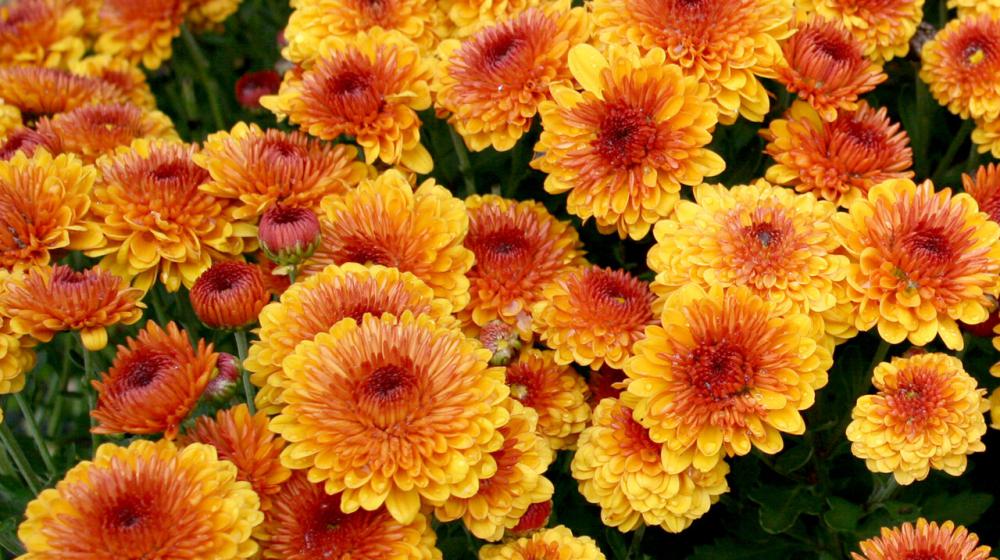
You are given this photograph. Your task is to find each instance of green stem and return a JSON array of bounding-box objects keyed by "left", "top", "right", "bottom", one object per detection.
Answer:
[
  {"left": 149, "top": 286, "right": 169, "bottom": 325},
  {"left": 234, "top": 330, "right": 255, "bottom": 415},
  {"left": 627, "top": 524, "right": 646, "bottom": 560},
  {"left": 79, "top": 335, "right": 99, "bottom": 454},
  {"left": 448, "top": 126, "right": 476, "bottom": 197},
  {"left": 0, "top": 441, "right": 16, "bottom": 477},
  {"left": 868, "top": 340, "right": 891, "bottom": 376},
  {"left": 13, "top": 392, "right": 55, "bottom": 475},
  {"left": 502, "top": 137, "right": 531, "bottom": 199},
  {"left": 867, "top": 474, "right": 900, "bottom": 507},
  {"left": 931, "top": 119, "right": 973, "bottom": 184},
  {"left": 0, "top": 424, "right": 40, "bottom": 494},
  {"left": 181, "top": 24, "right": 227, "bottom": 131},
  {"left": 288, "top": 265, "right": 298, "bottom": 285},
  {"left": 46, "top": 350, "right": 72, "bottom": 438}
]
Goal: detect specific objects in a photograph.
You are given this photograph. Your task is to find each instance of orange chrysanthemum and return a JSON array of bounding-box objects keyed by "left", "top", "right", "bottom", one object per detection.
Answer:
[
  {"left": 2, "top": 264, "right": 143, "bottom": 350},
  {"left": 462, "top": 195, "right": 584, "bottom": 336},
  {"left": 87, "top": 139, "right": 255, "bottom": 292},
  {"left": 39, "top": 103, "right": 177, "bottom": 163},
  {"left": 478, "top": 526, "right": 606, "bottom": 560},
  {"left": 776, "top": 16, "right": 887, "bottom": 121},
  {"left": 0, "top": 66, "right": 128, "bottom": 123},
  {"left": 624, "top": 284, "right": 832, "bottom": 473},
  {"left": 0, "top": 149, "right": 104, "bottom": 270},
  {"left": 271, "top": 312, "right": 510, "bottom": 525},
  {"left": 799, "top": 0, "right": 924, "bottom": 62},
  {"left": 921, "top": 14, "right": 1000, "bottom": 121},
  {"left": 94, "top": 0, "right": 187, "bottom": 70},
  {"left": 70, "top": 54, "right": 158, "bottom": 110},
  {"left": 302, "top": 170, "right": 474, "bottom": 309},
  {"left": 193, "top": 122, "right": 370, "bottom": 220},
  {"left": 439, "top": 0, "right": 540, "bottom": 38},
  {"left": 262, "top": 29, "right": 434, "bottom": 173},
  {"left": 18, "top": 440, "right": 263, "bottom": 559},
  {"left": 181, "top": 404, "right": 291, "bottom": 510},
  {"left": 434, "top": 2, "right": 589, "bottom": 152},
  {"left": 190, "top": 261, "right": 271, "bottom": 329},
  {"left": 948, "top": 0, "right": 1000, "bottom": 18},
  {"left": 261, "top": 472, "right": 443, "bottom": 560},
  {"left": 505, "top": 348, "right": 591, "bottom": 449},
  {"left": 572, "top": 398, "right": 730, "bottom": 533},
  {"left": 591, "top": 0, "right": 792, "bottom": 123},
  {"left": 0, "top": 0, "right": 85, "bottom": 68},
  {"left": 833, "top": 179, "right": 1000, "bottom": 350},
  {"left": 92, "top": 321, "right": 215, "bottom": 438},
  {"left": 533, "top": 45, "right": 725, "bottom": 239},
  {"left": 853, "top": 518, "right": 996, "bottom": 560},
  {"left": 532, "top": 266, "right": 655, "bottom": 370},
  {"left": 0, "top": 127, "right": 60, "bottom": 161},
  {"left": 846, "top": 353, "right": 987, "bottom": 485},
  {"left": 963, "top": 164, "right": 1000, "bottom": 224},
  {"left": 247, "top": 262, "right": 457, "bottom": 414},
  {"left": 762, "top": 101, "right": 914, "bottom": 208}
]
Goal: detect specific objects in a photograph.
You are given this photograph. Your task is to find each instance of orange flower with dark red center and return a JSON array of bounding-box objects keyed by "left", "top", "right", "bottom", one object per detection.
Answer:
[
  {"left": 799, "top": 0, "right": 924, "bottom": 62},
  {"left": 505, "top": 348, "right": 590, "bottom": 449},
  {"left": 921, "top": 14, "right": 1000, "bottom": 120},
  {"left": 0, "top": 66, "right": 128, "bottom": 124},
  {"left": 533, "top": 266, "right": 655, "bottom": 370},
  {"left": 0, "top": 0, "right": 86, "bottom": 68},
  {"left": 191, "top": 261, "right": 271, "bottom": 329},
  {"left": 94, "top": 0, "right": 186, "bottom": 69},
  {"left": 776, "top": 16, "right": 887, "bottom": 121},
  {"left": 852, "top": 518, "right": 996, "bottom": 560},
  {"left": 262, "top": 29, "right": 434, "bottom": 173},
  {"left": 39, "top": 103, "right": 177, "bottom": 163},
  {"left": 181, "top": 404, "right": 291, "bottom": 510},
  {"left": 92, "top": 321, "right": 215, "bottom": 438},
  {"left": 763, "top": 101, "right": 913, "bottom": 208},
  {"left": 258, "top": 205, "right": 322, "bottom": 266},
  {"left": 462, "top": 195, "right": 585, "bottom": 336},
  {"left": 260, "top": 472, "right": 442, "bottom": 560},
  {"left": 434, "top": 1, "right": 589, "bottom": 152},
  {"left": 0, "top": 126, "right": 60, "bottom": 161},
  {"left": 963, "top": 164, "right": 1000, "bottom": 224},
  {"left": 2, "top": 264, "right": 143, "bottom": 350},
  {"left": 70, "top": 54, "right": 158, "bottom": 110},
  {"left": 193, "top": 121, "right": 369, "bottom": 220}
]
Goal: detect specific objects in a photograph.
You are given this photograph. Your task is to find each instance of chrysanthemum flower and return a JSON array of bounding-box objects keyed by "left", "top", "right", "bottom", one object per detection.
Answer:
[
  {"left": 533, "top": 45, "right": 725, "bottom": 239},
  {"left": 0, "top": 100, "right": 21, "bottom": 137},
  {"left": 191, "top": 261, "right": 271, "bottom": 329},
  {"left": 0, "top": 66, "right": 129, "bottom": 122},
  {"left": 0, "top": 127, "right": 60, "bottom": 161},
  {"left": 18, "top": 440, "right": 263, "bottom": 559},
  {"left": 434, "top": 2, "right": 589, "bottom": 152},
  {"left": 39, "top": 103, "right": 177, "bottom": 163},
  {"left": 70, "top": 54, "right": 158, "bottom": 110},
  {"left": 92, "top": 321, "right": 214, "bottom": 438},
  {"left": 853, "top": 518, "right": 996, "bottom": 560},
  {"left": 182, "top": 404, "right": 291, "bottom": 511},
  {"left": 921, "top": 14, "right": 1000, "bottom": 121},
  {"left": 271, "top": 311, "right": 510, "bottom": 524},
  {"left": 762, "top": 101, "right": 914, "bottom": 208},
  {"left": 846, "top": 353, "right": 987, "bottom": 485},
  {"left": 303, "top": 170, "right": 474, "bottom": 309},
  {"left": 572, "top": 399, "right": 729, "bottom": 533},
  {"left": 187, "top": 0, "right": 242, "bottom": 32},
  {"left": 478, "top": 526, "right": 606, "bottom": 560},
  {"left": 439, "top": 0, "right": 539, "bottom": 38},
  {"left": 435, "top": 399, "right": 554, "bottom": 541},
  {"left": 462, "top": 195, "right": 584, "bottom": 336},
  {"left": 87, "top": 139, "right": 255, "bottom": 292},
  {"left": 833, "top": 179, "right": 1000, "bottom": 350},
  {"left": 962, "top": 164, "right": 1000, "bottom": 224},
  {"left": 533, "top": 266, "right": 655, "bottom": 370},
  {"left": 505, "top": 348, "right": 591, "bottom": 449},
  {"left": 2, "top": 264, "right": 143, "bottom": 350},
  {"left": 647, "top": 181, "right": 850, "bottom": 342},
  {"left": 247, "top": 262, "right": 456, "bottom": 413},
  {"left": 776, "top": 16, "right": 887, "bottom": 121},
  {"left": 591, "top": 0, "right": 792, "bottom": 123},
  {"left": 624, "top": 284, "right": 832, "bottom": 473},
  {"left": 0, "top": 332, "right": 35, "bottom": 395},
  {"left": 0, "top": 0, "right": 86, "bottom": 68},
  {"left": 262, "top": 29, "right": 434, "bottom": 173},
  {"left": 94, "top": 0, "right": 186, "bottom": 69},
  {"left": 799, "top": 0, "right": 924, "bottom": 62},
  {"left": 261, "top": 472, "right": 443, "bottom": 560},
  {"left": 193, "top": 122, "right": 369, "bottom": 220},
  {"left": 948, "top": 0, "right": 1000, "bottom": 18}
]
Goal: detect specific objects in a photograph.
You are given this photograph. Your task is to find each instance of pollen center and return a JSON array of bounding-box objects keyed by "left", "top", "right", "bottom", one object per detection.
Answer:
[
  {"left": 482, "top": 31, "right": 525, "bottom": 70},
  {"left": 362, "top": 365, "right": 416, "bottom": 403},
  {"left": 746, "top": 222, "right": 783, "bottom": 249},
  {"left": 812, "top": 32, "right": 852, "bottom": 61},
  {"left": 122, "top": 352, "right": 172, "bottom": 390},
  {"left": 887, "top": 372, "right": 942, "bottom": 428},
  {"left": 105, "top": 500, "right": 149, "bottom": 531},
  {"left": 902, "top": 228, "right": 952, "bottom": 265},
  {"left": 595, "top": 103, "right": 656, "bottom": 168},
  {"left": 329, "top": 70, "right": 372, "bottom": 97},
  {"left": 478, "top": 228, "right": 529, "bottom": 262},
  {"left": 304, "top": 498, "right": 355, "bottom": 552},
  {"left": 342, "top": 240, "right": 392, "bottom": 266},
  {"left": 150, "top": 161, "right": 188, "bottom": 183},
  {"left": 686, "top": 342, "right": 755, "bottom": 401}
]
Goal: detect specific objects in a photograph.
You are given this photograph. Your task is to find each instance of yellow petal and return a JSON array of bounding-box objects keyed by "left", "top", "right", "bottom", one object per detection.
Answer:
[{"left": 568, "top": 44, "right": 608, "bottom": 99}]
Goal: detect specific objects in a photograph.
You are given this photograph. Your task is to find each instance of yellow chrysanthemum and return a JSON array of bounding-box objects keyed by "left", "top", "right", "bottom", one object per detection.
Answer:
[
  {"left": 592, "top": 0, "right": 792, "bottom": 123},
  {"left": 18, "top": 440, "right": 263, "bottom": 559},
  {"left": 846, "top": 353, "right": 988, "bottom": 485},
  {"left": 0, "top": 275, "right": 37, "bottom": 393},
  {"left": 187, "top": 0, "right": 242, "bottom": 32},
  {"left": 0, "top": 66, "right": 129, "bottom": 123},
  {"left": 0, "top": 0, "right": 86, "bottom": 68},
  {"left": 94, "top": 0, "right": 186, "bottom": 70},
  {"left": 478, "top": 526, "right": 606, "bottom": 560},
  {"left": 69, "top": 54, "right": 158, "bottom": 111},
  {"left": 572, "top": 398, "right": 729, "bottom": 533},
  {"left": 974, "top": 116, "right": 1000, "bottom": 158},
  {"left": 505, "top": 349, "right": 590, "bottom": 450},
  {"left": 271, "top": 311, "right": 510, "bottom": 525},
  {"left": 798, "top": 0, "right": 924, "bottom": 63},
  {"left": 921, "top": 14, "right": 1000, "bottom": 121},
  {"left": 832, "top": 179, "right": 1000, "bottom": 350},
  {"left": 439, "top": 0, "right": 540, "bottom": 38},
  {"left": 624, "top": 284, "right": 832, "bottom": 473},
  {"left": 533, "top": 44, "right": 725, "bottom": 239},
  {"left": 948, "top": 0, "right": 1000, "bottom": 17}
]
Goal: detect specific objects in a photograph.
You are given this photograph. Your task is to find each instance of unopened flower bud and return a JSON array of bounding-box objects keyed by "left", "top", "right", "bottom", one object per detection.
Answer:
[
  {"left": 479, "top": 320, "right": 522, "bottom": 366},
  {"left": 203, "top": 352, "right": 240, "bottom": 402},
  {"left": 258, "top": 205, "right": 322, "bottom": 266}
]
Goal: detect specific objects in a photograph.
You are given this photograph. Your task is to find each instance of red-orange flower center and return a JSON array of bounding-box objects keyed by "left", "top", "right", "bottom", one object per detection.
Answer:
[
  {"left": 309, "top": 52, "right": 385, "bottom": 118},
  {"left": 596, "top": 103, "right": 656, "bottom": 168},
  {"left": 0, "top": 128, "right": 56, "bottom": 161},
  {"left": 119, "top": 350, "right": 173, "bottom": 391}
]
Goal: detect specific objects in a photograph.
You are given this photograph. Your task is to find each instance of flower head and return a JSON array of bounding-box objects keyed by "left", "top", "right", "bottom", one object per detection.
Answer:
[
  {"left": 534, "top": 44, "right": 725, "bottom": 239},
  {"left": 852, "top": 518, "right": 996, "bottom": 560},
  {"left": 0, "top": 0, "right": 86, "bottom": 68},
  {"left": 478, "top": 526, "right": 606, "bottom": 560},
  {"left": 235, "top": 70, "right": 282, "bottom": 110},
  {"left": 94, "top": 0, "right": 186, "bottom": 69},
  {"left": 17, "top": 440, "right": 263, "bottom": 559},
  {"left": 258, "top": 205, "right": 322, "bottom": 265},
  {"left": 70, "top": 54, "right": 158, "bottom": 110},
  {"left": 0, "top": 66, "right": 128, "bottom": 122},
  {"left": 948, "top": 0, "right": 1000, "bottom": 17},
  {"left": 846, "top": 353, "right": 987, "bottom": 485},
  {"left": 191, "top": 261, "right": 271, "bottom": 329},
  {"left": 921, "top": 14, "right": 1000, "bottom": 121},
  {"left": 964, "top": 164, "right": 1000, "bottom": 224},
  {"left": 799, "top": 0, "right": 925, "bottom": 62},
  {"left": 479, "top": 320, "right": 522, "bottom": 366},
  {"left": 0, "top": 331, "right": 36, "bottom": 395},
  {"left": 833, "top": 179, "right": 1000, "bottom": 350},
  {"left": 0, "top": 127, "right": 60, "bottom": 161},
  {"left": 39, "top": 103, "right": 177, "bottom": 163},
  {"left": 505, "top": 348, "right": 591, "bottom": 449}
]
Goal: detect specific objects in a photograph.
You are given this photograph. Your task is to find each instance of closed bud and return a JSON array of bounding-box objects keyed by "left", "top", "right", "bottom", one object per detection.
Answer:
[
  {"left": 258, "top": 204, "right": 322, "bottom": 266},
  {"left": 203, "top": 352, "right": 240, "bottom": 403},
  {"left": 479, "top": 320, "right": 522, "bottom": 366}
]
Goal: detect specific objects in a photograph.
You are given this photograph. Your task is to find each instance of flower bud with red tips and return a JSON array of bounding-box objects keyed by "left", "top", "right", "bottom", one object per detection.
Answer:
[
  {"left": 191, "top": 261, "right": 270, "bottom": 330},
  {"left": 478, "top": 319, "right": 522, "bottom": 366},
  {"left": 235, "top": 70, "right": 281, "bottom": 110},
  {"left": 258, "top": 204, "right": 322, "bottom": 266},
  {"left": 203, "top": 352, "right": 240, "bottom": 403}
]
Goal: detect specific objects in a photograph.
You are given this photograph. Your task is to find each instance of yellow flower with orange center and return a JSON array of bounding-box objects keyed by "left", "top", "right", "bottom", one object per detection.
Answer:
[
  {"left": 271, "top": 311, "right": 510, "bottom": 525},
  {"left": 193, "top": 122, "right": 370, "bottom": 220},
  {"left": 0, "top": 66, "right": 129, "bottom": 123},
  {"left": 434, "top": 1, "right": 589, "bottom": 152},
  {"left": 70, "top": 54, "right": 158, "bottom": 110},
  {"left": 846, "top": 353, "right": 987, "bottom": 485},
  {"left": 262, "top": 29, "right": 434, "bottom": 173},
  {"left": 833, "top": 179, "right": 1000, "bottom": 350},
  {"left": 505, "top": 348, "right": 591, "bottom": 450},
  {"left": 572, "top": 398, "right": 729, "bottom": 533},
  {"left": 763, "top": 101, "right": 914, "bottom": 209},
  {"left": 39, "top": 103, "right": 177, "bottom": 163},
  {"left": 303, "top": 170, "right": 474, "bottom": 310},
  {"left": 0, "top": 0, "right": 86, "bottom": 68},
  {"left": 592, "top": 0, "right": 792, "bottom": 123},
  {"left": 921, "top": 14, "right": 1000, "bottom": 121},
  {"left": 948, "top": 0, "right": 1000, "bottom": 17},
  {"left": 86, "top": 139, "right": 255, "bottom": 292},
  {"left": 17, "top": 440, "right": 263, "bottom": 559},
  {"left": 534, "top": 44, "right": 725, "bottom": 240},
  {"left": 439, "top": 0, "right": 540, "bottom": 38},
  {"left": 799, "top": 0, "right": 924, "bottom": 62},
  {"left": 853, "top": 518, "right": 996, "bottom": 560},
  {"left": 624, "top": 284, "right": 832, "bottom": 473},
  {"left": 94, "top": 0, "right": 187, "bottom": 70},
  {"left": 478, "top": 526, "right": 606, "bottom": 560},
  {"left": 973, "top": 117, "right": 1000, "bottom": 160}
]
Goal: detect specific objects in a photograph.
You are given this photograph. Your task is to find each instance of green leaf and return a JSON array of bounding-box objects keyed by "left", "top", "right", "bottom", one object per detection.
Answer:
[
  {"left": 774, "top": 442, "right": 813, "bottom": 474},
  {"left": 0, "top": 517, "right": 23, "bottom": 556},
  {"left": 604, "top": 527, "right": 628, "bottom": 560},
  {"left": 920, "top": 492, "right": 993, "bottom": 527},
  {"left": 747, "top": 484, "right": 823, "bottom": 534},
  {"left": 823, "top": 497, "right": 864, "bottom": 533}
]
